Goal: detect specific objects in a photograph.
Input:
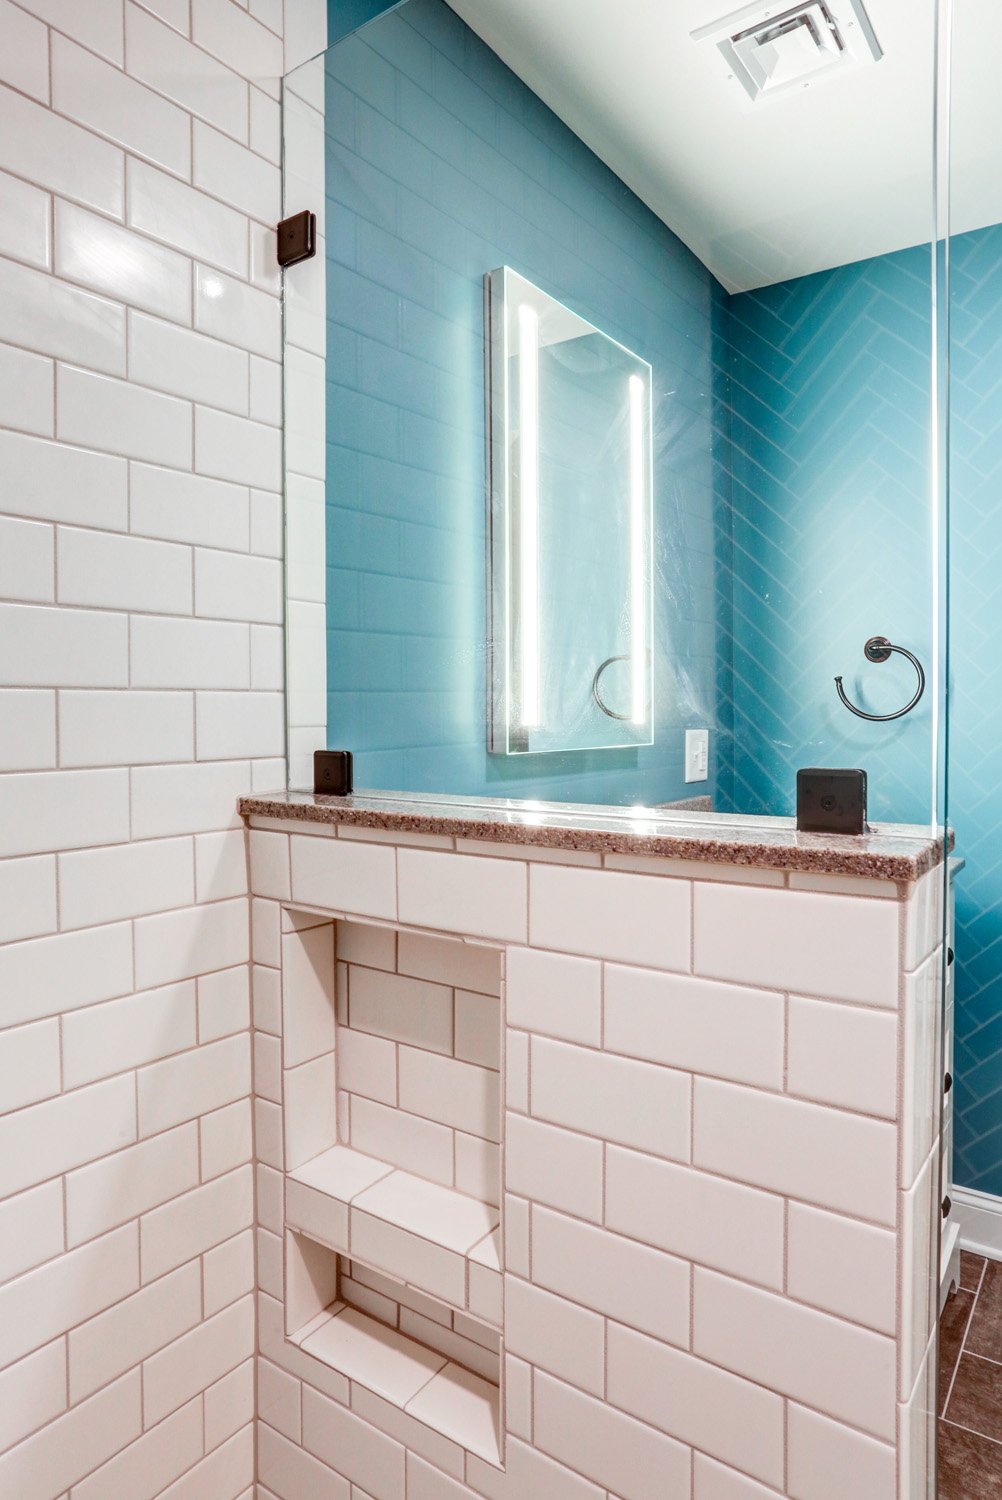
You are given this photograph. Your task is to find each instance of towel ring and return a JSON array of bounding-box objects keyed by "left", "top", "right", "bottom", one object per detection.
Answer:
[
  {"left": 592, "top": 653, "right": 650, "bottom": 721},
  {"left": 835, "top": 637, "right": 926, "bottom": 723}
]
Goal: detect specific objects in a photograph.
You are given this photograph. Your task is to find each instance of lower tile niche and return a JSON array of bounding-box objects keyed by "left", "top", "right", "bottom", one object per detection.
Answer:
[{"left": 278, "top": 912, "right": 505, "bottom": 1468}]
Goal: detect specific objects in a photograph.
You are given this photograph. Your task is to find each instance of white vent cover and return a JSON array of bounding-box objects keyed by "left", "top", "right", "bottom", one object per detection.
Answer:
[{"left": 692, "top": 0, "right": 881, "bottom": 103}]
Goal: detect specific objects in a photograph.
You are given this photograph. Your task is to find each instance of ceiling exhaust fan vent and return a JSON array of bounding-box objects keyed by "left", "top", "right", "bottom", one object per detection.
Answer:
[{"left": 692, "top": 0, "right": 881, "bottom": 104}]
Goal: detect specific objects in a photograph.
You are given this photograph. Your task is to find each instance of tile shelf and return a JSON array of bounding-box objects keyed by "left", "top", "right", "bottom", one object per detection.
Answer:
[
  {"left": 289, "top": 1300, "right": 503, "bottom": 1466},
  {"left": 285, "top": 1143, "right": 502, "bottom": 1328}
]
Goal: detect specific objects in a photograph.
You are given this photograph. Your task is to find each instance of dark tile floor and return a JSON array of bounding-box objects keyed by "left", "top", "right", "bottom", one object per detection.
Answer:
[{"left": 939, "top": 1253, "right": 1002, "bottom": 1497}]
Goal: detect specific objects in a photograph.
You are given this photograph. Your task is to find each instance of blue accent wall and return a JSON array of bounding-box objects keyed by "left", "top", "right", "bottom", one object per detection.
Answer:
[
  {"left": 945, "top": 223, "right": 1002, "bottom": 1195},
  {"left": 719, "top": 248, "right": 936, "bottom": 826},
  {"left": 328, "top": 0, "right": 400, "bottom": 47},
  {"left": 324, "top": 0, "right": 726, "bottom": 806}
]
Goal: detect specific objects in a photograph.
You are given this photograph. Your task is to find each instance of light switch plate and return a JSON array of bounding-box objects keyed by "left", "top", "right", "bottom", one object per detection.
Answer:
[{"left": 685, "top": 728, "right": 709, "bottom": 784}]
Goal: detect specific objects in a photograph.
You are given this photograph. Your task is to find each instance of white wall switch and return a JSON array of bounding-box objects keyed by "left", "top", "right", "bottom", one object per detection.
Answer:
[{"left": 685, "top": 728, "right": 709, "bottom": 784}]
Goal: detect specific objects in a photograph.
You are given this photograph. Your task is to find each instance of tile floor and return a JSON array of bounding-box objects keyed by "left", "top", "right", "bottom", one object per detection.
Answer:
[{"left": 939, "top": 1252, "right": 1002, "bottom": 1496}]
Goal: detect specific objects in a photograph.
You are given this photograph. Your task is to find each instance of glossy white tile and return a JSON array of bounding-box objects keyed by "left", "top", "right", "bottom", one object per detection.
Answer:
[
  {"left": 531, "top": 1204, "right": 690, "bottom": 1346},
  {"left": 531, "top": 1036, "right": 690, "bottom": 1160},
  {"left": 0, "top": 168, "right": 51, "bottom": 271},
  {"left": 57, "top": 365, "right": 192, "bottom": 468},
  {"left": 129, "top": 310, "right": 251, "bottom": 411},
  {"left": 0, "top": 602, "right": 128, "bottom": 689},
  {"left": 0, "top": 344, "right": 54, "bottom": 438},
  {"left": 126, "top": 6, "right": 250, "bottom": 139},
  {"left": 0, "top": 83, "right": 124, "bottom": 219},
  {"left": 52, "top": 36, "right": 191, "bottom": 178},
  {"left": 194, "top": 263, "right": 281, "bottom": 357},
  {"left": 62, "top": 981, "right": 196, "bottom": 1088},
  {"left": 57, "top": 527, "right": 192, "bottom": 614},
  {"left": 505, "top": 946, "right": 601, "bottom": 1045},
  {"left": 0, "top": 853, "right": 56, "bottom": 944},
  {"left": 0, "top": 1020, "right": 61, "bottom": 1116},
  {"left": 694, "top": 1077, "right": 897, "bottom": 1224},
  {"left": 195, "top": 406, "right": 282, "bottom": 489},
  {"left": 130, "top": 615, "right": 250, "bottom": 690},
  {"left": 787, "top": 1202, "right": 896, "bottom": 1333},
  {"left": 192, "top": 0, "right": 283, "bottom": 92},
  {"left": 693, "top": 1267, "right": 896, "bottom": 1440},
  {"left": 787, "top": 1404, "right": 895, "bottom": 1499},
  {"left": 17, "top": 0, "right": 125, "bottom": 63},
  {"left": 0, "top": 517, "right": 53, "bottom": 603},
  {"left": 58, "top": 689, "right": 193, "bottom": 768},
  {"left": 0, "top": 430, "right": 128, "bottom": 534},
  {"left": 531, "top": 863, "right": 690, "bottom": 969},
  {"left": 302, "top": 1307, "right": 446, "bottom": 1406},
  {"left": 397, "top": 848, "right": 527, "bottom": 941},
  {"left": 194, "top": 119, "right": 280, "bottom": 222},
  {"left": 608, "top": 1321, "right": 784, "bottom": 1487},
  {"left": 0, "top": 691, "right": 56, "bottom": 774},
  {"left": 0, "top": 0, "right": 49, "bottom": 101},
  {"left": 604, "top": 964, "right": 785, "bottom": 1089},
  {"left": 694, "top": 883, "right": 900, "bottom": 1006},
  {"left": 127, "top": 158, "right": 247, "bottom": 277},
  {"left": 0, "top": 766, "right": 131, "bottom": 861},
  {"left": 534, "top": 1371, "right": 690, "bottom": 1500},
  {"left": 0, "top": 255, "right": 125, "bottom": 378},
  {"left": 0, "top": 918, "right": 134, "bottom": 1028},
  {"left": 605, "top": 1145, "right": 785, "bottom": 1289},
  {"left": 195, "top": 547, "right": 282, "bottom": 622},
  {"left": 0, "top": 1371, "right": 141, "bottom": 1500},
  {"left": 290, "top": 834, "right": 397, "bottom": 920},
  {"left": 506, "top": 1113, "right": 603, "bottom": 1222},
  {"left": 787, "top": 995, "right": 897, "bottom": 1117}
]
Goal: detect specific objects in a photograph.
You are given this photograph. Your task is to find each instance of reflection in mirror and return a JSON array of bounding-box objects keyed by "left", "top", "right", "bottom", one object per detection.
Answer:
[
  {"left": 486, "top": 269, "right": 653, "bottom": 756},
  {"left": 282, "top": 0, "right": 943, "bottom": 827}
]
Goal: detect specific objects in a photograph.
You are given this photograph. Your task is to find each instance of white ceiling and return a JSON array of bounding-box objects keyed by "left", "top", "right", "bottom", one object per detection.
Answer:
[{"left": 445, "top": 0, "right": 1002, "bottom": 292}]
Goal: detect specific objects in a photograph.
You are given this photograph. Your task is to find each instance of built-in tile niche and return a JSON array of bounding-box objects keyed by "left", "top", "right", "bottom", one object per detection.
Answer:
[{"left": 279, "top": 912, "right": 504, "bottom": 1467}]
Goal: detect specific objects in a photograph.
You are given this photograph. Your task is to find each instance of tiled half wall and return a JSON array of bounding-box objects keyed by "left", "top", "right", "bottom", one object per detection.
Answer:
[{"left": 248, "top": 817, "right": 943, "bottom": 1500}]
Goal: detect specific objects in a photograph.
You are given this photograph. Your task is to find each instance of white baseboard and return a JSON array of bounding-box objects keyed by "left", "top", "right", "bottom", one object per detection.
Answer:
[{"left": 953, "top": 1185, "right": 1002, "bottom": 1262}]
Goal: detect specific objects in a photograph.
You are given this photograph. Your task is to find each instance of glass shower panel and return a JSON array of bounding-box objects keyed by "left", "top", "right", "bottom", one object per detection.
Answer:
[
  {"left": 282, "top": 0, "right": 944, "bottom": 828},
  {"left": 945, "top": 0, "right": 1002, "bottom": 1203}
]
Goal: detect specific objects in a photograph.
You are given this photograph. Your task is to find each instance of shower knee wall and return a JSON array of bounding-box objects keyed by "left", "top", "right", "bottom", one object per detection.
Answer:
[{"left": 248, "top": 816, "right": 943, "bottom": 1500}]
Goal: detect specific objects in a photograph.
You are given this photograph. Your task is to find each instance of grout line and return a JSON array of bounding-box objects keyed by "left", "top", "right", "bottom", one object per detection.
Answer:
[
  {"left": 940, "top": 1416, "right": 1002, "bottom": 1449},
  {"left": 942, "top": 1267, "right": 986, "bottom": 1416},
  {"left": 963, "top": 1349, "right": 1002, "bottom": 1369}
]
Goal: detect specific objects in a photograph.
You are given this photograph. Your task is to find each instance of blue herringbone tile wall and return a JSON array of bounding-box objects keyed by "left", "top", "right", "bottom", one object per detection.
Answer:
[
  {"left": 945, "top": 223, "right": 1002, "bottom": 1195},
  {"left": 719, "top": 248, "right": 938, "bottom": 827}
]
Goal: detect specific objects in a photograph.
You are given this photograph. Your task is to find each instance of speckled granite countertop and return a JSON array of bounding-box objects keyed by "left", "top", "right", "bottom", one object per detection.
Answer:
[{"left": 239, "top": 789, "right": 949, "bottom": 882}]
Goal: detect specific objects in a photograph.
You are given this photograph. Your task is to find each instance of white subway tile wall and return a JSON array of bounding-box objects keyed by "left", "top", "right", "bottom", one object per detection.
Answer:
[
  {"left": 0, "top": 3, "right": 309, "bottom": 1498},
  {"left": 247, "top": 820, "right": 939, "bottom": 1500}
]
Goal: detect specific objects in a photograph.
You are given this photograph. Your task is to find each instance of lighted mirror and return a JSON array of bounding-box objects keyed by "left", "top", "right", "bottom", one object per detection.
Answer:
[{"left": 486, "top": 268, "right": 653, "bottom": 756}]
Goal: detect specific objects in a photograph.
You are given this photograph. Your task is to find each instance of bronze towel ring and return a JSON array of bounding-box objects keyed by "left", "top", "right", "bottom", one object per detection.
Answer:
[{"left": 835, "top": 637, "right": 925, "bottom": 722}]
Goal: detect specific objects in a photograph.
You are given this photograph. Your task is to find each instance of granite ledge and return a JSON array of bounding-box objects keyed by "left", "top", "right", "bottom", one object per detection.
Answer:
[{"left": 238, "top": 790, "right": 949, "bottom": 883}]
